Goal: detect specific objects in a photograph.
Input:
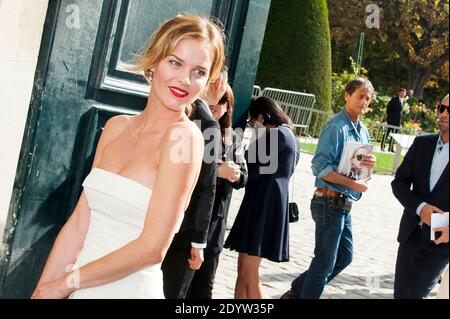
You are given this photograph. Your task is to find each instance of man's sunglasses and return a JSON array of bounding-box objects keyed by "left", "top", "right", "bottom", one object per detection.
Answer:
[{"left": 438, "top": 104, "right": 449, "bottom": 114}]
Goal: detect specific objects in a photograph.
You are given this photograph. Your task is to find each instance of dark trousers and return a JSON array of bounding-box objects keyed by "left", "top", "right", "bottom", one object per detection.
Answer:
[
  {"left": 187, "top": 253, "right": 220, "bottom": 299},
  {"left": 161, "top": 245, "right": 195, "bottom": 299},
  {"left": 291, "top": 196, "right": 353, "bottom": 299},
  {"left": 381, "top": 126, "right": 397, "bottom": 152},
  {"left": 394, "top": 227, "right": 449, "bottom": 299}
]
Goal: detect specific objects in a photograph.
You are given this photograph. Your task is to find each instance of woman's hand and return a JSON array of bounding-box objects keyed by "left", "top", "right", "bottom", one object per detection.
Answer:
[
  {"left": 218, "top": 161, "right": 241, "bottom": 183},
  {"left": 31, "top": 273, "right": 75, "bottom": 299}
]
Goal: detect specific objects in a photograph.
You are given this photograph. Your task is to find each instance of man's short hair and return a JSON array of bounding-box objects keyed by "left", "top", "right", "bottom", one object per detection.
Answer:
[{"left": 345, "top": 78, "right": 375, "bottom": 97}]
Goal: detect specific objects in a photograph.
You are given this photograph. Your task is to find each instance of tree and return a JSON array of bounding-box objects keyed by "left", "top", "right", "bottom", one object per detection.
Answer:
[
  {"left": 256, "top": 0, "right": 332, "bottom": 112},
  {"left": 328, "top": 0, "right": 449, "bottom": 100},
  {"left": 382, "top": 0, "right": 449, "bottom": 98}
]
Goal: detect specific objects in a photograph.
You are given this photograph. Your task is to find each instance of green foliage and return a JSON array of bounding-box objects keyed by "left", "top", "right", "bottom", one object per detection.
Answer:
[
  {"left": 363, "top": 92, "right": 438, "bottom": 133},
  {"left": 363, "top": 94, "right": 391, "bottom": 122},
  {"left": 256, "top": 0, "right": 332, "bottom": 112},
  {"left": 401, "top": 101, "right": 439, "bottom": 133}
]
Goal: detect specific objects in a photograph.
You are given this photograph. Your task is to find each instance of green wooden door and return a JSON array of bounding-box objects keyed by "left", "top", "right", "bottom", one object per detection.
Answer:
[{"left": 0, "top": 0, "right": 270, "bottom": 298}]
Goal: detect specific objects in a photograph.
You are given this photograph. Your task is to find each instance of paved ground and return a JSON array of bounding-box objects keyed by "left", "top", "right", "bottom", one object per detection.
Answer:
[{"left": 212, "top": 152, "right": 439, "bottom": 299}]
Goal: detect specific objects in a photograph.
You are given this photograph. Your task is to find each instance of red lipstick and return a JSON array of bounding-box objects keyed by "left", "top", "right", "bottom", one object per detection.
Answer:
[{"left": 169, "top": 86, "right": 189, "bottom": 98}]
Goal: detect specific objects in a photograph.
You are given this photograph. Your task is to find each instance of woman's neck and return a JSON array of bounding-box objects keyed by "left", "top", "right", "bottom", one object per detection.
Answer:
[{"left": 137, "top": 94, "right": 186, "bottom": 134}]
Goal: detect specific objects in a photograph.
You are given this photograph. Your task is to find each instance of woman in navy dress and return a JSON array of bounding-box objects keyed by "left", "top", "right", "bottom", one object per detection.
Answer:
[{"left": 224, "top": 96, "right": 300, "bottom": 298}]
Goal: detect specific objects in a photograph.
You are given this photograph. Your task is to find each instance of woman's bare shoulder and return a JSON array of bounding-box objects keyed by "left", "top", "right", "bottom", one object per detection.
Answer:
[
  {"left": 164, "top": 119, "right": 203, "bottom": 141},
  {"left": 102, "top": 115, "right": 133, "bottom": 140},
  {"left": 159, "top": 119, "right": 204, "bottom": 165}
]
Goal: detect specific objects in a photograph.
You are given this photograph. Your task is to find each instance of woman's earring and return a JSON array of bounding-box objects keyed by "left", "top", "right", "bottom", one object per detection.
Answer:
[{"left": 144, "top": 69, "right": 154, "bottom": 80}]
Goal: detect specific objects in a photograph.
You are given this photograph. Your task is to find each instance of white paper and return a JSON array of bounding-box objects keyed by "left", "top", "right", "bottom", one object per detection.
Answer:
[{"left": 431, "top": 212, "right": 449, "bottom": 240}]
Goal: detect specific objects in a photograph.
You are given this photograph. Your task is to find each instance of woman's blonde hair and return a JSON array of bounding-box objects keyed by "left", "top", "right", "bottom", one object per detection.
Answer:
[{"left": 133, "top": 14, "right": 225, "bottom": 88}]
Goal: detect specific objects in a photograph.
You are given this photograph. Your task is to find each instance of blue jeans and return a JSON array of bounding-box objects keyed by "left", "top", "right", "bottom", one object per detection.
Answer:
[{"left": 291, "top": 195, "right": 353, "bottom": 299}]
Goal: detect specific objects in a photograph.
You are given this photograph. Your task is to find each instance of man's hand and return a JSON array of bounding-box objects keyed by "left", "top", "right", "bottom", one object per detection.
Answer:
[
  {"left": 433, "top": 226, "right": 449, "bottom": 245},
  {"left": 218, "top": 161, "right": 241, "bottom": 183},
  {"left": 419, "top": 204, "right": 444, "bottom": 226},
  {"left": 203, "top": 70, "right": 228, "bottom": 105},
  {"left": 188, "top": 247, "right": 204, "bottom": 270},
  {"left": 361, "top": 154, "right": 377, "bottom": 170},
  {"left": 350, "top": 177, "right": 371, "bottom": 193}
]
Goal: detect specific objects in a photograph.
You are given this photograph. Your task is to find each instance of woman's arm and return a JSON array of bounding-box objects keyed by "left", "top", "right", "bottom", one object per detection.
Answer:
[
  {"left": 33, "top": 122, "right": 203, "bottom": 298},
  {"left": 32, "top": 117, "right": 123, "bottom": 296},
  {"left": 32, "top": 193, "right": 90, "bottom": 291}
]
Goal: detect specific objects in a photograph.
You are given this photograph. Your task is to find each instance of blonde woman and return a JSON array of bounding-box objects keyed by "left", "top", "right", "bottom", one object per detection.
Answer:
[{"left": 32, "top": 15, "right": 225, "bottom": 299}]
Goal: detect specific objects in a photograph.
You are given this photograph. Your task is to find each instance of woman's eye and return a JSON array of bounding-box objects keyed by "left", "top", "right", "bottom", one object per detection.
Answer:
[
  {"left": 169, "top": 59, "right": 181, "bottom": 67},
  {"left": 193, "top": 69, "right": 207, "bottom": 77}
]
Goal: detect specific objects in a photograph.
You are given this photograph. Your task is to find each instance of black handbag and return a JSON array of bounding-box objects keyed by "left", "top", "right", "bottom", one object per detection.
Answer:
[{"left": 289, "top": 202, "right": 299, "bottom": 223}]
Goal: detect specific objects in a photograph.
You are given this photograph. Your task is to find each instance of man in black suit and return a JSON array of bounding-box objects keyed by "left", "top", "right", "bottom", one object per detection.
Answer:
[
  {"left": 391, "top": 94, "right": 449, "bottom": 299},
  {"left": 161, "top": 98, "right": 220, "bottom": 299},
  {"left": 381, "top": 88, "right": 407, "bottom": 152}
]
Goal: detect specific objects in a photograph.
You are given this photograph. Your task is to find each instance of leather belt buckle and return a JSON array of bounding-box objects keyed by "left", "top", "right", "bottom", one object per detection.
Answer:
[{"left": 315, "top": 188, "right": 341, "bottom": 199}]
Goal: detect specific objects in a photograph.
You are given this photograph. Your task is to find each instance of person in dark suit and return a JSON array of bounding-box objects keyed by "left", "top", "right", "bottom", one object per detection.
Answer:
[
  {"left": 381, "top": 88, "right": 407, "bottom": 152},
  {"left": 161, "top": 97, "right": 221, "bottom": 299},
  {"left": 391, "top": 94, "right": 449, "bottom": 299},
  {"left": 187, "top": 84, "right": 248, "bottom": 299}
]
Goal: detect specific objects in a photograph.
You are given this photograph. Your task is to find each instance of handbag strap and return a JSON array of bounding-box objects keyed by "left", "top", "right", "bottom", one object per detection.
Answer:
[
  {"left": 282, "top": 125, "right": 298, "bottom": 200},
  {"left": 283, "top": 125, "right": 298, "bottom": 175}
]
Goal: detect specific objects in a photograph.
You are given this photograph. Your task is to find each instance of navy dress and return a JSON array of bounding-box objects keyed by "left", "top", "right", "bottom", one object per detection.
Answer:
[{"left": 224, "top": 125, "right": 300, "bottom": 262}]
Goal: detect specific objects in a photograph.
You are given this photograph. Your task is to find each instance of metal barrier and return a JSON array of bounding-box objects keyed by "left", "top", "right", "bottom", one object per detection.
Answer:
[
  {"left": 252, "top": 85, "right": 262, "bottom": 98},
  {"left": 253, "top": 86, "right": 316, "bottom": 135}
]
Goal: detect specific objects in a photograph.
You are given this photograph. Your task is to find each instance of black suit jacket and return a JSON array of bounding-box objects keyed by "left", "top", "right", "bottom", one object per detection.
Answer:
[
  {"left": 205, "top": 133, "right": 248, "bottom": 254},
  {"left": 169, "top": 99, "right": 221, "bottom": 249},
  {"left": 386, "top": 96, "right": 403, "bottom": 126},
  {"left": 391, "top": 134, "right": 449, "bottom": 256}
]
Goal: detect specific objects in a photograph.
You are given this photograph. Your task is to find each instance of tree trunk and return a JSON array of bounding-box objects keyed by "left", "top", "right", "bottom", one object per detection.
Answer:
[{"left": 407, "top": 65, "right": 429, "bottom": 99}]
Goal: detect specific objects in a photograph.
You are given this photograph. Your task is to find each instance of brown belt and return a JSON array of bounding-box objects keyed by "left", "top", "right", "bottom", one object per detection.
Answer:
[{"left": 314, "top": 188, "right": 342, "bottom": 199}]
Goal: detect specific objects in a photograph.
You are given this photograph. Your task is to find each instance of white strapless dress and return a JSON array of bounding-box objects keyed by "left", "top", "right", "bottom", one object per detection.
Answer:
[{"left": 69, "top": 168, "right": 164, "bottom": 299}]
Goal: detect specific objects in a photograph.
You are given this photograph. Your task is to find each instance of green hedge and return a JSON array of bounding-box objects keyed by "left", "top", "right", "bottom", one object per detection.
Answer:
[{"left": 256, "top": 0, "right": 332, "bottom": 112}]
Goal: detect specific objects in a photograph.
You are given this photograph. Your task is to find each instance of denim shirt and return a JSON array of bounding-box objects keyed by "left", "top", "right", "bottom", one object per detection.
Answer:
[{"left": 312, "top": 109, "right": 371, "bottom": 201}]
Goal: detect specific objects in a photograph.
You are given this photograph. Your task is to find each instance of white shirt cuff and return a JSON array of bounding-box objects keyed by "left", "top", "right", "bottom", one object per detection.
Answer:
[
  {"left": 416, "top": 202, "right": 427, "bottom": 217},
  {"left": 191, "top": 242, "right": 207, "bottom": 249}
]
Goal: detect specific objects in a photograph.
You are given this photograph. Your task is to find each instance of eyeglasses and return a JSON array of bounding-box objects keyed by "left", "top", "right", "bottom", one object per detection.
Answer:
[
  {"left": 438, "top": 104, "right": 449, "bottom": 114},
  {"left": 352, "top": 154, "right": 363, "bottom": 161}
]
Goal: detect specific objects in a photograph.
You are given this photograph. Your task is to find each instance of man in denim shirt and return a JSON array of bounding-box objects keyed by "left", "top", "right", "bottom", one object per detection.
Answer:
[{"left": 282, "top": 78, "right": 377, "bottom": 299}]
